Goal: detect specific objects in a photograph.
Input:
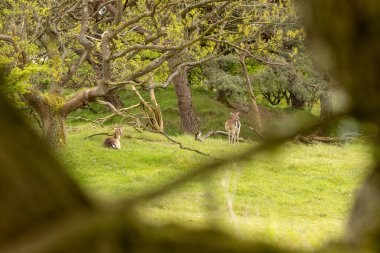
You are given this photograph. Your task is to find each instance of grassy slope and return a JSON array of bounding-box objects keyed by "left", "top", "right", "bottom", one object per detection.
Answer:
[
  {"left": 61, "top": 86, "right": 372, "bottom": 250},
  {"left": 60, "top": 126, "right": 371, "bottom": 250},
  {"left": 67, "top": 86, "right": 314, "bottom": 138}
]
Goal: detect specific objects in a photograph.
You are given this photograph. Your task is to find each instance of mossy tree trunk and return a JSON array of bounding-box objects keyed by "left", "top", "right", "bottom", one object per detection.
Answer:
[
  {"left": 40, "top": 109, "right": 67, "bottom": 148},
  {"left": 23, "top": 88, "right": 99, "bottom": 148}
]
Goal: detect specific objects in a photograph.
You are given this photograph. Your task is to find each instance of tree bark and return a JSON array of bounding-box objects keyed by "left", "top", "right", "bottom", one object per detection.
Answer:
[
  {"left": 318, "top": 83, "right": 333, "bottom": 136},
  {"left": 40, "top": 109, "right": 67, "bottom": 148},
  {"left": 104, "top": 93, "right": 124, "bottom": 109},
  {"left": 169, "top": 55, "right": 199, "bottom": 134},
  {"left": 217, "top": 89, "right": 229, "bottom": 104},
  {"left": 239, "top": 54, "right": 263, "bottom": 135},
  {"left": 289, "top": 92, "right": 305, "bottom": 109}
]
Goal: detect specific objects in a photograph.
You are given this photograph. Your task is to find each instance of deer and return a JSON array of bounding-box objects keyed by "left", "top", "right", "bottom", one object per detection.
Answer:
[
  {"left": 103, "top": 127, "right": 123, "bottom": 149},
  {"left": 225, "top": 112, "right": 241, "bottom": 145}
]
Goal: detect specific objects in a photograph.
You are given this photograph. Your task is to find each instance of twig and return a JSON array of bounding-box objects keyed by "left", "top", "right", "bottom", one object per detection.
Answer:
[
  {"left": 87, "top": 103, "right": 141, "bottom": 125},
  {"left": 71, "top": 116, "right": 105, "bottom": 127}
]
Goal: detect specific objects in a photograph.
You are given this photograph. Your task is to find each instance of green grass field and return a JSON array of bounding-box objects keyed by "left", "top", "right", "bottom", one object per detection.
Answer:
[
  {"left": 59, "top": 124, "right": 372, "bottom": 251},
  {"left": 55, "top": 86, "right": 373, "bottom": 250}
]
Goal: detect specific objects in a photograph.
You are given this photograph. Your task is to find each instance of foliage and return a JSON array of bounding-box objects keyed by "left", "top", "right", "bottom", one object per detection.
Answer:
[
  {"left": 203, "top": 55, "right": 245, "bottom": 99},
  {"left": 253, "top": 53, "right": 329, "bottom": 109}
]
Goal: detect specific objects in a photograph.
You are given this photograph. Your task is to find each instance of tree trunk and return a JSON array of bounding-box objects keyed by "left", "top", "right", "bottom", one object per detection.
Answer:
[
  {"left": 40, "top": 109, "right": 67, "bottom": 148},
  {"left": 169, "top": 55, "right": 199, "bottom": 134},
  {"left": 318, "top": 84, "right": 333, "bottom": 136},
  {"left": 104, "top": 93, "right": 124, "bottom": 109},
  {"left": 23, "top": 91, "right": 68, "bottom": 148},
  {"left": 290, "top": 92, "right": 305, "bottom": 109},
  {"left": 217, "top": 89, "right": 229, "bottom": 104},
  {"left": 239, "top": 54, "right": 263, "bottom": 135}
]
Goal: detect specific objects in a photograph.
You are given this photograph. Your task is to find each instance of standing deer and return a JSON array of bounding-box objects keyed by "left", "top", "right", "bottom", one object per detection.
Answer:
[
  {"left": 103, "top": 127, "right": 123, "bottom": 149},
  {"left": 225, "top": 112, "right": 241, "bottom": 145}
]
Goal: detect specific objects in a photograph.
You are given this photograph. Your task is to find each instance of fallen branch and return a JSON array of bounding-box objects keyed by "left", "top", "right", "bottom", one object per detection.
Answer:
[
  {"left": 84, "top": 132, "right": 113, "bottom": 140},
  {"left": 294, "top": 135, "right": 359, "bottom": 144},
  {"left": 195, "top": 130, "right": 252, "bottom": 143},
  {"left": 145, "top": 130, "right": 214, "bottom": 158}
]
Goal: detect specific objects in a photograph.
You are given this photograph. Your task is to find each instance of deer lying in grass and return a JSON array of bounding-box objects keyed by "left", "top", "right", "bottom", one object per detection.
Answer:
[
  {"left": 225, "top": 112, "right": 241, "bottom": 145},
  {"left": 103, "top": 127, "right": 123, "bottom": 149}
]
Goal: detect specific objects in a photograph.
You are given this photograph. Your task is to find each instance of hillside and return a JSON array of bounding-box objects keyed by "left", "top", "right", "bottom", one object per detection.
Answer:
[
  {"left": 60, "top": 124, "right": 370, "bottom": 250},
  {"left": 58, "top": 87, "right": 370, "bottom": 250},
  {"left": 67, "top": 86, "right": 319, "bottom": 139}
]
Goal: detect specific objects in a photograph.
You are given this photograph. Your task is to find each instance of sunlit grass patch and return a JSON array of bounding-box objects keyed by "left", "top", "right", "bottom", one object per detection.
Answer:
[{"left": 60, "top": 125, "right": 372, "bottom": 250}]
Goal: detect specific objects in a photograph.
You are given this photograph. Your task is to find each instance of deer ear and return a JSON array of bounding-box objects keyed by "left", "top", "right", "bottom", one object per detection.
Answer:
[
  {"left": 230, "top": 112, "right": 233, "bottom": 115},
  {"left": 236, "top": 112, "right": 240, "bottom": 115}
]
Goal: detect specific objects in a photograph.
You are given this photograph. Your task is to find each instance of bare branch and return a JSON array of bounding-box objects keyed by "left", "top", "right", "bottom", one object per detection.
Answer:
[
  {"left": 58, "top": 0, "right": 94, "bottom": 87},
  {"left": 209, "top": 38, "right": 285, "bottom": 66},
  {"left": 181, "top": 0, "right": 230, "bottom": 19},
  {"left": 96, "top": 99, "right": 123, "bottom": 115},
  {"left": 145, "top": 49, "right": 228, "bottom": 89},
  {"left": 112, "top": 0, "right": 123, "bottom": 25}
]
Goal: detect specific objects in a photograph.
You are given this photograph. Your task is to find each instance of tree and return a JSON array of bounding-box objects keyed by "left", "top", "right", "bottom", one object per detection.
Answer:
[
  {"left": 202, "top": 55, "right": 245, "bottom": 104},
  {"left": 0, "top": 0, "right": 240, "bottom": 147},
  {"left": 254, "top": 53, "right": 328, "bottom": 111},
  {"left": 2, "top": 0, "right": 380, "bottom": 252}
]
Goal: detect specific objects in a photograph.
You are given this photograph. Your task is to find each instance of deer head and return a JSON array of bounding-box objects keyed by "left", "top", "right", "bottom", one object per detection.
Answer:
[
  {"left": 230, "top": 112, "right": 240, "bottom": 120},
  {"left": 113, "top": 127, "right": 123, "bottom": 139}
]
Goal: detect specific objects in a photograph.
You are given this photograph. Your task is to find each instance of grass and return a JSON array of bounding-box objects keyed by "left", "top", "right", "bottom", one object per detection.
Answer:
[
  {"left": 58, "top": 86, "right": 372, "bottom": 250},
  {"left": 60, "top": 124, "right": 372, "bottom": 251}
]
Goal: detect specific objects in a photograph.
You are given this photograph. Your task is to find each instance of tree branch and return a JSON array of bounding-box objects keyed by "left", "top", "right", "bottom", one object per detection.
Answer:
[{"left": 208, "top": 38, "right": 285, "bottom": 66}]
